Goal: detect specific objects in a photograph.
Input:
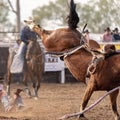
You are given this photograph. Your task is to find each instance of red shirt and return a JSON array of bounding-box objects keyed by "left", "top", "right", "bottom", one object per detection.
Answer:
[{"left": 103, "top": 33, "right": 112, "bottom": 42}]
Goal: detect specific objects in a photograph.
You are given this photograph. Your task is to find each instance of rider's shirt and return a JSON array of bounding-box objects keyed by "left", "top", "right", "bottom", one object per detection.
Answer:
[{"left": 20, "top": 26, "right": 37, "bottom": 44}]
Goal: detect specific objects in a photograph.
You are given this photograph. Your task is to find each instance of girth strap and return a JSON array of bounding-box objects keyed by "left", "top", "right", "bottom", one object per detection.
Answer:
[{"left": 87, "top": 55, "right": 104, "bottom": 75}]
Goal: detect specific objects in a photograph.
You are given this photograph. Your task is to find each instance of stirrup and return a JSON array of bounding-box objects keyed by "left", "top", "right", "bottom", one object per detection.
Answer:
[{"left": 88, "top": 63, "right": 96, "bottom": 74}]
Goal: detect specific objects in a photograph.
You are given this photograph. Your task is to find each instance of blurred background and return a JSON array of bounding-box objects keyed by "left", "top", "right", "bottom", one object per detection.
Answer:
[{"left": 1, "top": 0, "right": 120, "bottom": 41}]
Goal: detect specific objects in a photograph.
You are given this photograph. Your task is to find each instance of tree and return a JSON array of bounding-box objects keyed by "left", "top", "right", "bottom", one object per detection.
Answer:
[
  {"left": 32, "top": 0, "right": 75, "bottom": 28},
  {"left": 78, "top": 0, "right": 120, "bottom": 33},
  {"left": 0, "top": 0, "right": 21, "bottom": 32},
  {"left": 32, "top": 0, "right": 120, "bottom": 33},
  {"left": 7, "top": 0, "right": 21, "bottom": 32},
  {"left": 0, "top": 0, "right": 10, "bottom": 31}
]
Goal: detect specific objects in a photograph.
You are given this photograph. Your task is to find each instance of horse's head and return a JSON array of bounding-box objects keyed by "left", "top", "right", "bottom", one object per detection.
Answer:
[
  {"left": 32, "top": 24, "right": 43, "bottom": 38},
  {"left": 103, "top": 44, "right": 116, "bottom": 53}
]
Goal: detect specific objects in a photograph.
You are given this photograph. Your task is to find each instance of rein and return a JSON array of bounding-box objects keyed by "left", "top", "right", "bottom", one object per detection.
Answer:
[
  {"left": 58, "top": 86, "right": 120, "bottom": 120},
  {"left": 26, "top": 41, "right": 43, "bottom": 61},
  {"left": 45, "top": 44, "right": 91, "bottom": 57},
  {"left": 46, "top": 44, "right": 105, "bottom": 75},
  {"left": 26, "top": 53, "right": 43, "bottom": 62}
]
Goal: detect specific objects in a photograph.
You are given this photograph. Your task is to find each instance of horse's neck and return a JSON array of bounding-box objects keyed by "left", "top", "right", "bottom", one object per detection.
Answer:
[
  {"left": 41, "top": 29, "right": 54, "bottom": 42},
  {"left": 34, "top": 42, "right": 42, "bottom": 56}
]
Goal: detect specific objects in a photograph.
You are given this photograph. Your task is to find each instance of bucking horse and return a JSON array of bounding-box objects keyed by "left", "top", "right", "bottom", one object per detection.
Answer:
[{"left": 31, "top": 0, "right": 120, "bottom": 119}]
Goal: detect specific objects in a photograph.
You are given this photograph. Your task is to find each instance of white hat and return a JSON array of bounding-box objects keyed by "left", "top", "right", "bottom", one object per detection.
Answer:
[
  {"left": 24, "top": 17, "right": 35, "bottom": 23},
  {"left": 0, "top": 84, "right": 3, "bottom": 91}
]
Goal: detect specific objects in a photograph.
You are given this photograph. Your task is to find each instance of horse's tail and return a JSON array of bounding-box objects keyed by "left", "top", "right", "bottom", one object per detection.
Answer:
[{"left": 67, "top": 0, "right": 79, "bottom": 30}]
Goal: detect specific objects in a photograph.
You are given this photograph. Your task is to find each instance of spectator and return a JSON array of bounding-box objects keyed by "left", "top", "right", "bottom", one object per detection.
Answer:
[
  {"left": 102, "top": 27, "right": 112, "bottom": 42},
  {"left": 83, "top": 29, "right": 90, "bottom": 44},
  {"left": 112, "top": 27, "right": 120, "bottom": 42},
  {"left": 0, "top": 84, "right": 12, "bottom": 112},
  {"left": 13, "top": 39, "right": 21, "bottom": 53},
  {"left": 0, "top": 84, "right": 24, "bottom": 112}
]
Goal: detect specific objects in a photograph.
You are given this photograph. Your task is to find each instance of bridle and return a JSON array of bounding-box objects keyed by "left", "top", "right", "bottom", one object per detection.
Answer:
[{"left": 26, "top": 41, "right": 43, "bottom": 62}]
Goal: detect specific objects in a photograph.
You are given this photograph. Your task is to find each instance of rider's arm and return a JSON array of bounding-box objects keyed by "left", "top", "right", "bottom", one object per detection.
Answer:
[{"left": 20, "top": 27, "right": 29, "bottom": 44}]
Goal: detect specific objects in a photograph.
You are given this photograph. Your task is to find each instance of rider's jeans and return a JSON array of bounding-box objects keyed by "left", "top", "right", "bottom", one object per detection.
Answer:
[{"left": 17, "top": 42, "right": 26, "bottom": 56}]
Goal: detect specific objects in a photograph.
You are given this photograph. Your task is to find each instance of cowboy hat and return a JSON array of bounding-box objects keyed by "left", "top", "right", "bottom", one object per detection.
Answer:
[{"left": 24, "top": 17, "right": 35, "bottom": 23}]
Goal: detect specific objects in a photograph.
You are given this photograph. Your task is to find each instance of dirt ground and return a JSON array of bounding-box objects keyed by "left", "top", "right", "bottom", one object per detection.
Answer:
[{"left": 0, "top": 82, "right": 120, "bottom": 120}]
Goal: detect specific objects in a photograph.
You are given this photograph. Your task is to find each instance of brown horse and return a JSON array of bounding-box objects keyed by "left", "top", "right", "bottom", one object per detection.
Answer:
[
  {"left": 6, "top": 40, "right": 44, "bottom": 98},
  {"left": 31, "top": 0, "right": 120, "bottom": 119},
  {"left": 33, "top": 24, "right": 120, "bottom": 119}
]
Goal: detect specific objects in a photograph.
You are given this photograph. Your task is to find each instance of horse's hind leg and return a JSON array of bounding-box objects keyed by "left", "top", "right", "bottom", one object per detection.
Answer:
[{"left": 109, "top": 89, "right": 120, "bottom": 120}]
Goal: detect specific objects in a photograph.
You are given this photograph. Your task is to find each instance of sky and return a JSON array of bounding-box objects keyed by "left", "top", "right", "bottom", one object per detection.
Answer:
[{"left": 9, "top": 0, "right": 88, "bottom": 23}]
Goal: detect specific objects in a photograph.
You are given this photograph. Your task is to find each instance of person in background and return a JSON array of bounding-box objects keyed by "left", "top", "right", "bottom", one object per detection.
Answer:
[
  {"left": 0, "top": 84, "right": 12, "bottom": 112},
  {"left": 13, "top": 89, "right": 24, "bottom": 108},
  {"left": 13, "top": 39, "right": 21, "bottom": 54},
  {"left": 102, "top": 27, "right": 112, "bottom": 42},
  {"left": 83, "top": 29, "right": 90, "bottom": 44},
  {"left": 112, "top": 27, "right": 120, "bottom": 42},
  {"left": 0, "top": 84, "right": 24, "bottom": 112},
  {"left": 18, "top": 17, "right": 37, "bottom": 57}
]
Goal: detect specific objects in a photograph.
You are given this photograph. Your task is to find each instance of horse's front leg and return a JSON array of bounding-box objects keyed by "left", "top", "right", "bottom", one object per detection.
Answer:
[
  {"left": 27, "top": 72, "right": 38, "bottom": 98},
  {"left": 33, "top": 81, "right": 38, "bottom": 98},
  {"left": 31, "top": 75, "right": 39, "bottom": 99},
  {"left": 6, "top": 70, "right": 11, "bottom": 96},
  {"left": 35, "top": 73, "right": 41, "bottom": 98},
  {"left": 109, "top": 89, "right": 120, "bottom": 120},
  {"left": 23, "top": 72, "right": 32, "bottom": 97},
  {"left": 78, "top": 80, "right": 95, "bottom": 119}
]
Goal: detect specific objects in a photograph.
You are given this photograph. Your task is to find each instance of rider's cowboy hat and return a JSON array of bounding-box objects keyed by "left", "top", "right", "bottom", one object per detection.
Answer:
[{"left": 24, "top": 17, "right": 35, "bottom": 24}]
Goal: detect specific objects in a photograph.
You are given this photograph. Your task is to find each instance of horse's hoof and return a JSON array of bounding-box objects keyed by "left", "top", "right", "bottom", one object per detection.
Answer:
[
  {"left": 78, "top": 115, "right": 88, "bottom": 120},
  {"left": 34, "top": 97, "right": 38, "bottom": 100},
  {"left": 115, "top": 116, "right": 120, "bottom": 120},
  {"left": 78, "top": 117, "right": 88, "bottom": 120}
]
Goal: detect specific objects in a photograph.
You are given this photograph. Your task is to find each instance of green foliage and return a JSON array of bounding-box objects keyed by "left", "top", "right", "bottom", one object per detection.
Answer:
[
  {"left": 0, "top": 0, "right": 9, "bottom": 26},
  {"left": 75, "top": 0, "right": 120, "bottom": 33},
  {"left": 32, "top": 0, "right": 72, "bottom": 26},
  {"left": 32, "top": 0, "right": 120, "bottom": 33}
]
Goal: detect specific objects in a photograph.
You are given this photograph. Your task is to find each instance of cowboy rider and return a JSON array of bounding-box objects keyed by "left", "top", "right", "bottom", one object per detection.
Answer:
[{"left": 11, "top": 17, "right": 38, "bottom": 73}]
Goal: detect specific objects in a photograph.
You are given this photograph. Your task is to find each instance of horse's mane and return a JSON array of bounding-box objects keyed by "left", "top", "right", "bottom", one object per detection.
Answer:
[
  {"left": 105, "top": 51, "right": 120, "bottom": 59},
  {"left": 67, "top": 0, "right": 79, "bottom": 30},
  {"left": 103, "top": 44, "right": 120, "bottom": 59}
]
